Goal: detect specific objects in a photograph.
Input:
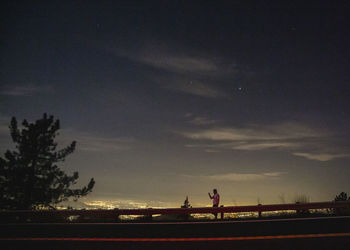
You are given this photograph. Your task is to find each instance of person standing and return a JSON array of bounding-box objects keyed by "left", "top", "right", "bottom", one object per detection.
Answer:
[{"left": 208, "top": 189, "right": 220, "bottom": 219}]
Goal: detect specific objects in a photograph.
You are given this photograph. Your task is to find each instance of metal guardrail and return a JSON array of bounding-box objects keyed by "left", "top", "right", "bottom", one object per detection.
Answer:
[{"left": 1, "top": 201, "right": 350, "bottom": 222}]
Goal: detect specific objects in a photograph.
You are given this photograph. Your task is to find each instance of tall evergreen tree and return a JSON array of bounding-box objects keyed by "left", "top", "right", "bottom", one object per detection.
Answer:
[{"left": 0, "top": 114, "right": 95, "bottom": 209}]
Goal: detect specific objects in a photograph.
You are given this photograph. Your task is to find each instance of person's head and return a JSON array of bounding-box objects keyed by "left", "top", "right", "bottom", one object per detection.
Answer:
[{"left": 213, "top": 189, "right": 217, "bottom": 194}]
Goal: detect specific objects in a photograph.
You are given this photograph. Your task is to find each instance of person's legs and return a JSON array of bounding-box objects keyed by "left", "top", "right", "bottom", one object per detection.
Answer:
[{"left": 213, "top": 204, "right": 218, "bottom": 219}]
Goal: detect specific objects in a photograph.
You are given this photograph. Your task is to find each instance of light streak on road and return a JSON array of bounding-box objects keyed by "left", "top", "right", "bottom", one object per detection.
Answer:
[{"left": 2, "top": 233, "right": 350, "bottom": 242}]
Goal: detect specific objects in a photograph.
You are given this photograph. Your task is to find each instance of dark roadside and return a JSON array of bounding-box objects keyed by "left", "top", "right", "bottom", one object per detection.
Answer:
[{"left": 1, "top": 216, "right": 350, "bottom": 250}]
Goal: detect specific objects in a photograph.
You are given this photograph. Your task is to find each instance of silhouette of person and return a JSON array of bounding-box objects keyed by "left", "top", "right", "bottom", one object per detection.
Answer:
[{"left": 208, "top": 189, "right": 220, "bottom": 219}]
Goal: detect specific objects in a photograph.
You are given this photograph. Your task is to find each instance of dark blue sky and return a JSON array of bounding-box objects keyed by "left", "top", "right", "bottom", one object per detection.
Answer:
[{"left": 1, "top": 0, "right": 350, "bottom": 208}]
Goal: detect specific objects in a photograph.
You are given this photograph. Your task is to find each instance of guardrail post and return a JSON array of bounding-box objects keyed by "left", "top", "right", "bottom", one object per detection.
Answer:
[
  {"left": 114, "top": 208, "right": 120, "bottom": 222},
  {"left": 147, "top": 208, "right": 153, "bottom": 221},
  {"left": 220, "top": 205, "right": 224, "bottom": 220},
  {"left": 258, "top": 204, "right": 262, "bottom": 218},
  {"left": 296, "top": 202, "right": 302, "bottom": 215}
]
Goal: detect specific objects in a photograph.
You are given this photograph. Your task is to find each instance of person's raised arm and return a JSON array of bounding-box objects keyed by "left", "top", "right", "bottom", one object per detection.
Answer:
[{"left": 208, "top": 192, "right": 212, "bottom": 199}]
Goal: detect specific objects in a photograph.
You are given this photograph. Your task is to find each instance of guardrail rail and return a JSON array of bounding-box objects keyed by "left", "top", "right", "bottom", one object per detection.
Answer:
[{"left": 1, "top": 201, "right": 350, "bottom": 223}]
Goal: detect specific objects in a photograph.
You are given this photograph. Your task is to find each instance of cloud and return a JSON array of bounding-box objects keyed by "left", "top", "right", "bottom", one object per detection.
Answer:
[
  {"left": 293, "top": 152, "right": 350, "bottom": 162},
  {"left": 185, "top": 172, "right": 286, "bottom": 182},
  {"left": 139, "top": 53, "right": 218, "bottom": 74},
  {"left": 107, "top": 43, "right": 236, "bottom": 99},
  {"left": 0, "top": 124, "right": 134, "bottom": 158},
  {"left": 0, "top": 84, "right": 53, "bottom": 96},
  {"left": 76, "top": 135, "right": 133, "bottom": 152},
  {"left": 153, "top": 76, "right": 229, "bottom": 98},
  {"left": 185, "top": 141, "right": 298, "bottom": 152},
  {"left": 0, "top": 118, "right": 134, "bottom": 153},
  {"left": 59, "top": 129, "right": 134, "bottom": 152},
  {"left": 232, "top": 142, "right": 297, "bottom": 151},
  {"left": 185, "top": 114, "right": 219, "bottom": 126},
  {"left": 169, "top": 80, "right": 227, "bottom": 98},
  {"left": 0, "top": 115, "right": 10, "bottom": 135},
  {"left": 190, "top": 117, "right": 218, "bottom": 126},
  {"left": 181, "top": 122, "right": 322, "bottom": 141},
  {"left": 180, "top": 122, "right": 350, "bottom": 162},
  {"left": 112, "top": 44, "right": 225, "bottom": 75},
  {"left": 204, "top": 149, "right": 221, "bottom": 153}
]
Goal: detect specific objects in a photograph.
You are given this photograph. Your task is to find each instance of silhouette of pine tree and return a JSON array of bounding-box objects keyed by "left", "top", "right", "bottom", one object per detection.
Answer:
[{"left": 0, "top": 114, "right": 95, "bottom": 210}]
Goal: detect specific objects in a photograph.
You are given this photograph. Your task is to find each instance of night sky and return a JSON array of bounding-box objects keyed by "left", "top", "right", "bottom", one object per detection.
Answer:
[{"left": 1, "top": 1, "right": 350, "bottom": 208}]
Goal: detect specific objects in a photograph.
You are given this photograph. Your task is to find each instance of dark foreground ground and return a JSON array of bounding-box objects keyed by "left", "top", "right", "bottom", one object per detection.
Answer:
[{"left": 1, "top": 216, "right": 350, "bottom": 250}]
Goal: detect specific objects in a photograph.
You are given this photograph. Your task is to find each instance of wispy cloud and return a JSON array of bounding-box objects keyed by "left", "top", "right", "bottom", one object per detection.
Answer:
[
  {"left": 209, "top": 172, "right": 286, "bottom": 181},
  {"left": 0, "top": 115, "right": 10, "bottom": 135},
  {"left": 0, "top": 118, "right": 134, "bottom": 153},
  {"left": 0, "top": 125, "right": 134, "bottom": 157},
  {"left": 169, "top": 80, "right": 227, "bottom": 98},
  {"left": 185, "top": 141, "right": 298, "bottom": 152},
  {"left": 76, "top": 135, "right": 133, "bottom": 152},
  {"left": 109, "top": 44, "right": 235, "bottom": 99},
  {"left": 0, "top": 84, "right": 53, "bottom": 96},
  {"left": 190, "top": 116, "right": 218, "bottom": 126},
  {"left": 232, "top": 142, "right": 297, "bottom": 151},
  {"left": 152, "top": 75, "right": 229, "bottom": 98},
  {"left": 139, "top": 53, "right": 218, "bottom": 74},
  {"left": 180, "top": 122, "right": 349, "bottom": 162},
  {"left": 293, "top": 152, "right": 350, "bottom": 162},
  {"left": 59, "top": 129, "right": 134, "bottom": 152},
  {"left": 180, "top": 122, "right": 321, "bottom": 141},
  {"left": 112, "top": 45, "right": 227, "bottom": 75},
  {"left": 184, "top": 172, "right": 286, "bottom": 182},
  {"left": 185, "top": 114, "right": 219, "bottom": 126}
]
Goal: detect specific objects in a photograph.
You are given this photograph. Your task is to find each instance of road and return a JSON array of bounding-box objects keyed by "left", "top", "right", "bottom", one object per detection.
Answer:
[{"left": 1, "top": 216, "right": 350, "bottom": 249}]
